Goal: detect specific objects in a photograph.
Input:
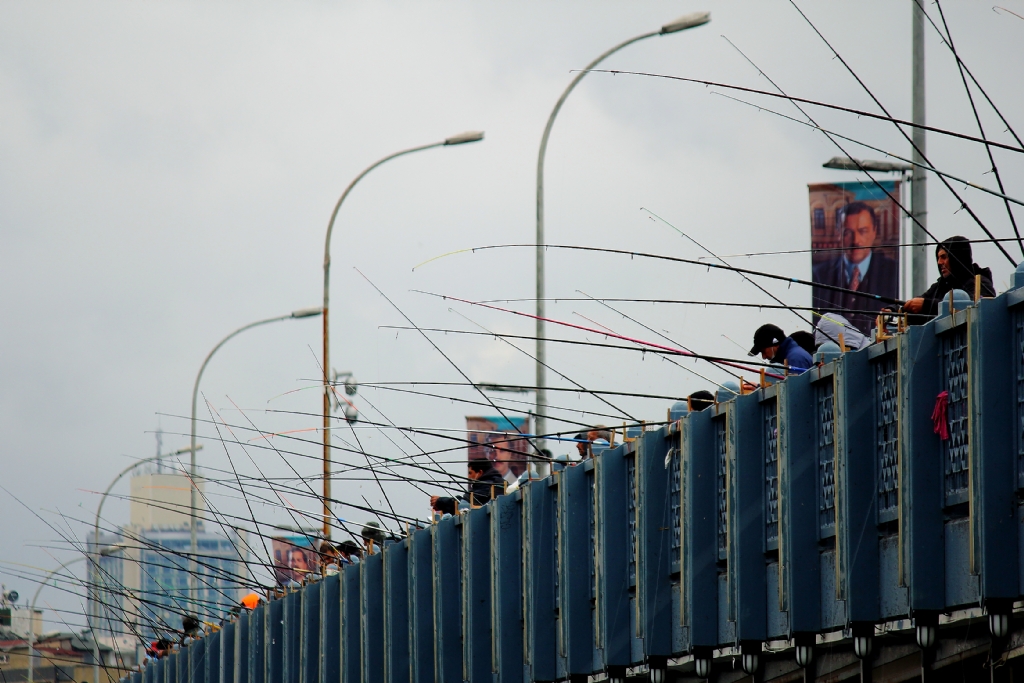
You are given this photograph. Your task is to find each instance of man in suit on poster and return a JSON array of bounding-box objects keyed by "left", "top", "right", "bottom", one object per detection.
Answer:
[{"left": 812, "top": 201, "right": 898, "bottom": 336}]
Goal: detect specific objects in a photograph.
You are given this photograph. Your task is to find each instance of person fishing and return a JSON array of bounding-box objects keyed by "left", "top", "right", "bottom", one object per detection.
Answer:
[
  {"left": 900, "top": 236, "right": 995, "bottom": 321},
  {"left": 748, "top": 324, "right": 813, "bottom": 373},
  {"left": 430, "top": 459, "right": 505, "bottom": 514}
]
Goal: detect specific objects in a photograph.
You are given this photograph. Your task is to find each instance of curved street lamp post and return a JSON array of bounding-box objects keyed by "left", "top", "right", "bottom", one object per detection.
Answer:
[
  {"left": 320, "top": 130, "right": 484, "bottom": 538},
  {"left": 188, "top": 308, "right": 322, "bottom": 601},
  {"left": 29, "top": 546, "right": 124, "bottom": 683},
  {"left": 533, "top": 12, "right": 709, "bottom": 465}
]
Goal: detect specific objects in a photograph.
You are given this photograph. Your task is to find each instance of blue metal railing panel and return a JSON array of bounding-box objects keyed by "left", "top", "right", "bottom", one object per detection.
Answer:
[
  {"left": 219, "top": 622, "right": 234, "bottom": 683},
  {"left": 246, "top": 605, "right": 263, "bottom": 683},
  {"left": 900, "top": 323, "right": 945, "bottom": 611},
  {"left": 383, "top": 538, "right": 409, "bottom": 683},
  {"left": 301, "top": 580, "right": 321, "bottom": 683},
  {"left": 320, "top": 573, "right": 340, "bottom": 683},
  {"left": 361, "top": 552, "right": 385, "bottom": 683},
  {"left": 432, "top": 516, "right": 462, "bottom": 683},
  {"left": 596, "top": 443, "right": 633, "bottom": 667},
  {"left": 341, "top": 563, "right": 361, "bottom": 683},
  {"left": 236, "top": 610, "right": 249, "bottom": 683},
  {"left": 681, "top": 407, "right": 719, "bottom": 648},
  {"left": 559, "top": 461, "right": 596, "bottom": 674},
  {"left": 524, "top": 479, "right": 558, "bottom": 681},
  {"left": 205, "top": 628, "right": 220, "bottom": 683},
  {"left": 816, "top": 380, "right": 837, "bottom": 537},
  {"left": 637, "top": 428, "right": 674, "bottom": 657},
  {"left": 732, "top": 392, "right": 767, "bottom": 642},
  {"left": 970, "top": 299, "right": 1019, "bottom": 601},
  {"left": 490, "top": 491, "right": 523, "bottom": 683},
  {"left": 763, "top": 397, "right": 779, "bottom": 549},
  {"left": 407, "top": 529, "right": 434, "bottom": 683},
  {"left": 1017, "top": 305, "right": 1024, "bottom": 490},
  {"left": 875, "top": 351, "right": 900, "bottom": 523},
  {"left": 462, "top": 506, "right": 492, "bottom": 683},
  {"left": 267, "top": 596, "right": 284, "bottom": 683},
  {"left": 189, "top": 637, "right": 206, "bottom": 683},
  {"left": 283, "top": 590, "right": 300, "bottom": 683},
  {"left": 942, "top": 325, "right": 971, "bottom": 506},
  {"left": 777, "top": 371, "right": 821, "bottom": 635}
]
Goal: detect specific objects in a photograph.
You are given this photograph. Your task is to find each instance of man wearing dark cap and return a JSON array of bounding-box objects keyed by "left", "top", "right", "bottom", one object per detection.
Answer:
[
  {"left": 901, "top": 236, "right": 995, "bottom": 320},
  {"left": 749, "top": 324, "right": 813, "bottom": 373}
]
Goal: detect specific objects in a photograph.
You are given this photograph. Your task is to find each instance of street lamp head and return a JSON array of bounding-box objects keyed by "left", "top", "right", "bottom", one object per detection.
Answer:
[
  {"left": 823, "top": 156, "right": 913, "bottom": 173},
  {"left": 444, "top": 131, "right": 485, "bottom": 146},
  {"left": 99, "top": 543, "right": 128, "bottom": 556},
  {"left": 661, "top": 11, "right": 711, "bottom": 34},
  {"left": 291, "top": 307, "right": 324, "bottom": 319}
]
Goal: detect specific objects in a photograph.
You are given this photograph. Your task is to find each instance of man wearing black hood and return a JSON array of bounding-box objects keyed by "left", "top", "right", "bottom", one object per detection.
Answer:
[{"left": 902, "top": 236, "right": 995, "bottom": 320}]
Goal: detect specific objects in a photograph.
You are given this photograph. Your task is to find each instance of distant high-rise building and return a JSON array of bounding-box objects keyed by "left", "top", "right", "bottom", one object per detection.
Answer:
[{"left": 91, "top": 465, "right": 247, "bottom": 643}]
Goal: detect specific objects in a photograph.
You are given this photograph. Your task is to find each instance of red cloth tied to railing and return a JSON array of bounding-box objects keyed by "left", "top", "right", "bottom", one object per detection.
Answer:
[{"left": 932, "top": 391, "right": 950, "bottom": 440}]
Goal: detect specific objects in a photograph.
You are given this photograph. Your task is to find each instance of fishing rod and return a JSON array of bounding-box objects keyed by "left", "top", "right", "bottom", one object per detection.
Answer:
[
  {"left": 417, "top": 290, "right": 786, "bottom": 380},
  {"left": 464, "top": 300, "right": 912, "bottom": 317},
  {"left": 715, "top": 35, "right": 985, "bottom": 279},
  {"left": 780, "top": 1, "right": 1015, "bottom": 266},
  {"left": 575, "top": 69, "right": 1024, "bottom": 155},
  {"left": 419, "top": 245, "right": 906, "bottom": 306},
  {"left": 641, "top": 207, "right": 842, "bottom": 347},
  {"left": 576, "top": 290, "right": 743, "bottom": 390},
  {"left": 703, "top": 236, "right": 1024, "bottom": 261},
  {"left": 449, "top": 307, "right": 639, "bottom": 423},
  {"left": 715, "top": 91, "right": 1024, "bottom": 210},
  {"left": 356, "top": 268, "right": 550, "bottom": 460},
  {"left": 930, "top": 0, "right": 1023, "bottom": 257}
]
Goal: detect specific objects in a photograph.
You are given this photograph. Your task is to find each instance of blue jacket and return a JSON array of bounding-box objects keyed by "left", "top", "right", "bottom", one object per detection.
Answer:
[{"left": 775, "top": 336, "right": 813, "bottom": 373}]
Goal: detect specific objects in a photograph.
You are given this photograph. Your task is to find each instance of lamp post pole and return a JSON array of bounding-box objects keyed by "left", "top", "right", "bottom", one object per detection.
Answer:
[
  {"left": 534, "top": 13, "right": 709, "bottom": 463},
  {"left": 911, "top": 0, "right": 928, "bottom": 296},
  {"left": 321, "top": 131, "right": 484, "bottom": 539},
  {"left": 189, "top": 308, "right": 322, "bottom": 607}
]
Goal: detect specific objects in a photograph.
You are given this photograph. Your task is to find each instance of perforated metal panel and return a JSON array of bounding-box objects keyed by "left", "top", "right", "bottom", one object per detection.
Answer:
[
  {"left": 764, "top": 399, "right": 779, "bottom": 546},
  {"left": 626, "top": 454, "right": 637, "bottom": 585},
  {"left": 669, "top": 447, "right": 681, "bottom": 552},
  {"left": 816, "top": 381, "right": 836, "bottom": 536},
  {"left": 715, "top": 418, "right": 728, "bottom": 561},
  {"left": 1016, "top": 308, "right": 1024, "bottom": 489},
  {"left": 942, "top": 326, "right": 970, "bottom": 505},
  {"left": 875, "top": 353, "right": 899, "bottom": 519}
]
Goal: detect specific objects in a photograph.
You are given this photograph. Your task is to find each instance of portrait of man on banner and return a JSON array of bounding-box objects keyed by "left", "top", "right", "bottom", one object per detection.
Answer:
[
  {"left": 465, "top": 415, "right": 530, "bottom": 484},
  {"left": 810, "top": 180, "right": 901, "bottom": 336},
  {"left": 271, "top": 535, "right": 318, "bottom": 586}
]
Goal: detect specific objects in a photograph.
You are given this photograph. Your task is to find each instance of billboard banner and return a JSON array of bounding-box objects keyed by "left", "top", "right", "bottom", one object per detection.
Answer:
[
  {"left": 810, "top": 180, "right": 901, "bottom": 336},
  {"left": 465, "top": 415, "right": 531, "bottom": 484},
  {"left": 271, "top": 535, "right": 318, "bottom": 586}
]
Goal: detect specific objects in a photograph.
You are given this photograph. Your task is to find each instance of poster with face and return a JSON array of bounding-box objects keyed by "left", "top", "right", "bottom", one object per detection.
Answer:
[
  {"left": 271, "top": 535, "right": 318, "bottom": 586},
  {"left": 810, "top": 180, "right": 902, "bottom": 336},
  {"left": 465, "top": 415, "right": 531, "bottom": 483}
]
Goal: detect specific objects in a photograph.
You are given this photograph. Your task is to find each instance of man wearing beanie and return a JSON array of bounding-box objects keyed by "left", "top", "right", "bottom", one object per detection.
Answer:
[{"left": 902, "top": 236, "right": 995, "bottom": 320}]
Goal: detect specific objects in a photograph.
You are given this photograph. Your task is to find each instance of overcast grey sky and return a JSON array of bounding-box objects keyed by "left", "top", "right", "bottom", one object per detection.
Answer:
[{"left": 2, "top": 1, "right": 1022, "bottom": 629}]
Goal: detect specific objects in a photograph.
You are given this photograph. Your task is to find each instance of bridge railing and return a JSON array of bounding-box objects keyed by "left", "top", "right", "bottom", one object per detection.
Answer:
[{"left": 127, "top": 282, "right": 1024, "bottom": 683}]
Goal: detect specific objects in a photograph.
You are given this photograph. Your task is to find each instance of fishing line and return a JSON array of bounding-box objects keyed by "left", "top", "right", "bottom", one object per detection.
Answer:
[
  {"left": 448, "top": 307, "right": 639, "bottom": 423},
  {"left": 931, "top": 0, "right": 1023, "bottom": 257},
  {"left": 713, "top": 91, "right": 1024, "bottom": 209},
  {"left": 782, "top": 0, "right": 1016, "bottom": 265}
]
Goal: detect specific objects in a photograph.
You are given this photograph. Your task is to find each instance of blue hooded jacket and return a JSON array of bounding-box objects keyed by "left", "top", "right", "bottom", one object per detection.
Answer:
[{"left": 774, "top": 336, "right": 813, "bottom": 373}]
